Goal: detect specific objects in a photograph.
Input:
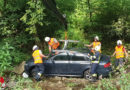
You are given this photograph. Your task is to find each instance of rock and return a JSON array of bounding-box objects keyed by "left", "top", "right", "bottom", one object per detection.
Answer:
[
  {"left": 61, "top": 77, "right": 67, "bottom": 81},
  {"left": 13, "top": 61, "right": 26, "bottom": 74},
  {"left": 57, "top": 81, "right": 62, "bottom": 84},
  {"left": 6, "top": 81, "right": 16, "bottom": 88}
]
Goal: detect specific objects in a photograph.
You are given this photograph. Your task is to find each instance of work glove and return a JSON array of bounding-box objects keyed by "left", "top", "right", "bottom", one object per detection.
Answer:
[{"left": 90, "top": 55, "right": 96, "bottom": 60}]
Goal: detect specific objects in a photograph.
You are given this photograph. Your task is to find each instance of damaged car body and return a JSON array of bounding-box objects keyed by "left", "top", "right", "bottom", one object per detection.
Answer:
[{"left": 23, "top": 41, "right": 112, "bottom": 80}]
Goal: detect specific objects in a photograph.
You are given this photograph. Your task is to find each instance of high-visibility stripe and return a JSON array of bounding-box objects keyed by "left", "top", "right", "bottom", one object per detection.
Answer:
[
  {"left": 48, "top": 38, "right": 60, "bottom": 50},
  {"left": 91, "top": 55, "right": 100, "bottom": 63},
  {"left": 32, "top": 50, "right": 43, "bottom": 64},
  {"left": 92, "top": 61, "right": 99, "bottom": 63}
]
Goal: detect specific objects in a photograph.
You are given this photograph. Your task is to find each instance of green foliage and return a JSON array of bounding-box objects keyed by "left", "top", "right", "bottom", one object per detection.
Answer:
[
  {"left": 0, "top": 37, "right": 31, "bottom": 75},
  {"left": 10, "top": 75, "right": 34, "bottom": 90},
  {"left": 0, "top": 0, "right": 26, "bottom": 36},
  {"left": 110, "top": 17, "right": 130, "bottom": 40},
  {"left": 67, "top": 82, "right": 76, "bottom": 87},
  {"left": 56, "top": 0, "right": 88, "bottom": 47},
  {"left": 0, "top": 42, "right": 14, "bottom": 74},
  {"left": 20, "top": 0, "right": 46, "bottom": 34}
]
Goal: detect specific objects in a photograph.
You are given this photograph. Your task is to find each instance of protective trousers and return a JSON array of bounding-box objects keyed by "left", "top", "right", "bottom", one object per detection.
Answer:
[
  {"left": 91, "top": 51, "right": 100, "bottom": 77},
  {"left": 34, "top": 63, "right": 44, "bottom": 81},
  {"left": 34, "top": 63, "right": 44, "bottom": 74},
  {"left": 115, "top": 58, "right": 124, "bottom": 67},
  {"left": 91, "top": 63, "right": 99, "bottom": 77},
  {"left": 115, "top": 58, "right": 124, "bottom": 70}
]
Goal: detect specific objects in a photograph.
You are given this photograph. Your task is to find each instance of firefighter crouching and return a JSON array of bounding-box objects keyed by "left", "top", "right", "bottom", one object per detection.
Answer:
[
  {"left": 90, "top": 46, "right": 101, "bottom": 82},
  {"left": 32, "top": 45, "right": 48, "bottom": 81}
]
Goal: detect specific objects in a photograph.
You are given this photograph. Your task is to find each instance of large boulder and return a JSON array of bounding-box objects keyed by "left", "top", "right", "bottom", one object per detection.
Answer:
[{"left": 13, "top": 61, "right": 25, "bottom": 74}]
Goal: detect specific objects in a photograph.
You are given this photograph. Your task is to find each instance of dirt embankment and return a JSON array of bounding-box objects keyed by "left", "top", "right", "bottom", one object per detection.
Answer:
[{"left": 36, "top": 77, "right": 90, "bottom": 90}]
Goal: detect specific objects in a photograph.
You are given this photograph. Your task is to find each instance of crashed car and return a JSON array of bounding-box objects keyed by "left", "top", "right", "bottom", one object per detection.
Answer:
[{"left": 23, "top": 40, "right": 112, "bottom": 80}]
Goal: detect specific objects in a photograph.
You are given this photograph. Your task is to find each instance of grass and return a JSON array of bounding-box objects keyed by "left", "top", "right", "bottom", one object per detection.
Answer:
[{"left": 66, "top": 82, "right": 76, "bottom": 87}]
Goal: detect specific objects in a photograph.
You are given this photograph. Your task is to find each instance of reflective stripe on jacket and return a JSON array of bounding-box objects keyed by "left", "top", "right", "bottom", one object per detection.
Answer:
[
  {"left": 48, "top": 38, "right": 60, "bottom": 50},
  {"left": 32, "top": 50, "right": 43, "bottom": 64},
  {"left": 92, "top": 41, "right": 101, "bottom": 53},
  {"left": 115, "top": 45, "right": 124, "bottom": 59},
  {"left": 92, "top": 61, "right": 99, "bottom": 63}
]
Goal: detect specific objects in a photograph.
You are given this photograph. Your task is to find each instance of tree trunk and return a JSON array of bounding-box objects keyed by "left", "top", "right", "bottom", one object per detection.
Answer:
[
  {"left": 87, "top": 0, "right": 92, "bottom": 23},
  {"left": 4, "top": 0, "right": 7, "bottom": 7}
]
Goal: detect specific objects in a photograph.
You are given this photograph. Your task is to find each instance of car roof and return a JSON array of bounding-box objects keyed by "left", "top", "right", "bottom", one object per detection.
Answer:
[
  {"left": 68, "top": 48, "right": 93, "bottom": 54},
  {"left": 52, "top": 48, "right": 91, "bottom": 57}
]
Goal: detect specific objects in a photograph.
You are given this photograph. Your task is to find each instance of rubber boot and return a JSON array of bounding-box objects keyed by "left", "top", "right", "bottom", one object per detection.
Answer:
[
  {"left": 34, "top": 73, "right": 42, "bottom": 81},
  {"left": 91, "top": 76, "right": 97, "bottom": 82}
]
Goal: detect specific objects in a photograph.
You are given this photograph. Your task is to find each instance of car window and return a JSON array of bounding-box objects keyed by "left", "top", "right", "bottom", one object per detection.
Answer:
[
  {"left": 53, "top": 54, "right": 68, "bottom": 61},
  {"left": 70, "top": 54, "right": 86, "bottom": 61},
  {"left": 72, "top": 56, "right": 85, "bottom": 61}
]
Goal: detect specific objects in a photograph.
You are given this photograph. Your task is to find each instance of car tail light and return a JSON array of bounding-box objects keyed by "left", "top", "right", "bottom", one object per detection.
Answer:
[{"left": 104, "top": 62, "right": 110, "bottom": 68}]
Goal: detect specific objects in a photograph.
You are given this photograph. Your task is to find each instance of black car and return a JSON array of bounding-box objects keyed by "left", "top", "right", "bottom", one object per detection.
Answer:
[{"left": 23, "top": 48, "right": 112, "bottom": 80}]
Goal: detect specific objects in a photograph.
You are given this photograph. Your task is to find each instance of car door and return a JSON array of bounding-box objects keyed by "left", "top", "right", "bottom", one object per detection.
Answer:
[
  {"left": 69, "top": 53, "right": 89, "bottom": 75},
  {"left": 52, "top": 53, "right": 70, "bottom": 75},
  {"left": 44, "top": 58, "right": 56, "bottom": 75}
]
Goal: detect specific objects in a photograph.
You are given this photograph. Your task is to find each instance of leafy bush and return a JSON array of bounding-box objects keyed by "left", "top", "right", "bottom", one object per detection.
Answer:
[
  {"left": 0, "top": 38, "right": 30, "bottom": 75},
  {"left": 20, "top": 0, "right": 46, "bottom": 34},
  {"left": 0, "top": 42, "right": 14, "bottom": 74}
]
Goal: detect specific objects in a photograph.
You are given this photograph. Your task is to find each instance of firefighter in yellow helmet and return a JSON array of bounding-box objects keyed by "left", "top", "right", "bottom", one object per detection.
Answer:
[
  {"left": 112, "top": 40, "right": 128, "bottom": 70},
  {"left": 85, "top": 36, "right": 101, "bottom": 54},
  {"left": 32, "top": 45, "right": 48, "bottom": 81},
  {"left": 45, "top": 37, "right": 60, "bottom": 53}
]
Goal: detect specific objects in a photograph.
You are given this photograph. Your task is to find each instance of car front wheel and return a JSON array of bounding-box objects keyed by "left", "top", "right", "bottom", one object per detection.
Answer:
[{"left": 84, "top": 69, "right": 92, "bottom": 80}]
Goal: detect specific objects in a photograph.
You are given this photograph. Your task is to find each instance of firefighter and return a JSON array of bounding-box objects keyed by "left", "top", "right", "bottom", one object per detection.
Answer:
[
  {"left": 90, "top": 46, "right": 101, "bottom": 82},
  {"left": 85, "top": 36, "right": 101, "bottom": 54},
  {"left": 112, "top": 40, "right": 128, "bottom": 70},
  {"left": 32, "top": 45, "right": 47, "bottom": 81},
  {"left": 45, "top": 37, "right": 60, "bottom": 53}
]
